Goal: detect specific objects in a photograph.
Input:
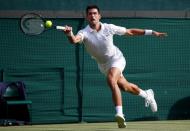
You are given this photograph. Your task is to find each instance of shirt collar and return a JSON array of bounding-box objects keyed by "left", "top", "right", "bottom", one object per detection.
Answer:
[{"left": 87, "top": 22, "right": 104, "bottom": 33}]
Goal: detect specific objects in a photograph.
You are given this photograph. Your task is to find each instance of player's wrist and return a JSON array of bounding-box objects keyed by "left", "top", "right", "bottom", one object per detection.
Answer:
[{"left": 144, "top": 30, "right": 153, "bottom": 35}]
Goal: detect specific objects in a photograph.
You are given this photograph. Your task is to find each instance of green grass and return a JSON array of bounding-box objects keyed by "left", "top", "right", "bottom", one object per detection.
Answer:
[{"left": 0, "top": 120, "right": 190, "bottom": 131}]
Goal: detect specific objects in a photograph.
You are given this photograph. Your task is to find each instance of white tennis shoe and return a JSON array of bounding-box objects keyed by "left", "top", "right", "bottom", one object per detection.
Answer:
[
  {"left": 145, "top": 89, "right": 158, "bottom": 112},
  {"left": 115, "top": 114, "right": 127, "bottom": 128}
]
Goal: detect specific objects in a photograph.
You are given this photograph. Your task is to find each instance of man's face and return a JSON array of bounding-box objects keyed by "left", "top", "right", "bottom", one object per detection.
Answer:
[{"left": 86, "top": 8, "right": 101, "bottom": 26}]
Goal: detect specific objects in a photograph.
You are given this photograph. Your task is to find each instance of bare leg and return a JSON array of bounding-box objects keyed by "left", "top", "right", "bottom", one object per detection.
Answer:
[
  {"left": 117, "top": 75, "right": 158, "bottom": 112},
  {"left": 107, "top": 67, "right": 122, "bottom": 106},
  {"left": 117, "top": 76, "right": 140, "bottom": 95},
  {"left": 107, "top": 67, "right": 127, "bottom": 128}
]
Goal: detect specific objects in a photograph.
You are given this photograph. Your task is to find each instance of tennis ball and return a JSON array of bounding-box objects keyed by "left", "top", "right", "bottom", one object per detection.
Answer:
[{"left": 45, "top": 20, "right": 52, "bottom": 28}]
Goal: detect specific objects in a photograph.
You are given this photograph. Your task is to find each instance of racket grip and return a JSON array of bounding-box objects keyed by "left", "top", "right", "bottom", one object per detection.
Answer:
[{"left": 56, "top": 26, "right": 65, "bottom": 30}]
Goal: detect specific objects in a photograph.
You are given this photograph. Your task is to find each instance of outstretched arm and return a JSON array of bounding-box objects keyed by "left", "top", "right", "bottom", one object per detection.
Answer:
[
  {"left": 63, "top": 26, "right": 82, "bottom": 44},
  {"left": 126, "top": 29, "right": 167, "bottom": 37}
]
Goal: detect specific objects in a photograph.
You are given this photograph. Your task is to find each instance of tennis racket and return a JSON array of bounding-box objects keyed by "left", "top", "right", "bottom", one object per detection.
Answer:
[{"left": 20, "top": 13, "right": 65, "bottom": 35}]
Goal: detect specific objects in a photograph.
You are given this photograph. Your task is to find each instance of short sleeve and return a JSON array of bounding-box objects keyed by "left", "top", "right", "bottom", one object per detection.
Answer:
[
  {"left": 77, "top": 30, "right": 85, "bottom": 43},
  {"left": 109, "top": 24, "right": 127, "bottom": 35}
]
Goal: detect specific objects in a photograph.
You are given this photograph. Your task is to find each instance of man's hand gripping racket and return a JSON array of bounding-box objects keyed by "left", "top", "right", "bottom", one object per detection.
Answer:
[{"left": 20, "top": 13, "right": 66, "bottom": 35}]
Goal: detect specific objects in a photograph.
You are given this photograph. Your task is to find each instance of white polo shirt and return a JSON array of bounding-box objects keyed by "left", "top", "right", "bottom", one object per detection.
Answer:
[{"left": 77, "top": 23, "right": 127, "bottom": 64}]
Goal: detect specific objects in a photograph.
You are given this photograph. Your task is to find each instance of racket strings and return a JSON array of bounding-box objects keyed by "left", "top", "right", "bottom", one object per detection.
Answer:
[{"left": 21, "top": 13, "right": 45, "bottom": 35}]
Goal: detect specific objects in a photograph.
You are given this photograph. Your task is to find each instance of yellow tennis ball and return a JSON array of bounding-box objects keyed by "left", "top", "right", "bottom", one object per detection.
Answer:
[{"left": 45, "top": 20, "right": 52, "bottom": 28}]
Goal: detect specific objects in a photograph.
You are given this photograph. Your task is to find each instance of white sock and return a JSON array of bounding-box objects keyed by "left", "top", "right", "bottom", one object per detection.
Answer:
[
  {"left": 139, "top": 89, "right": 148, "bottom": 99},
  {"left": 116, "top": 106, "right": 123, "bottom": 115}
]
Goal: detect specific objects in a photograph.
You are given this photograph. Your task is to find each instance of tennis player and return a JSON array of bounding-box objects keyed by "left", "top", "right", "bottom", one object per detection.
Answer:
[{"left": 63, "top": 5, "right": 167, "bottom": 128}]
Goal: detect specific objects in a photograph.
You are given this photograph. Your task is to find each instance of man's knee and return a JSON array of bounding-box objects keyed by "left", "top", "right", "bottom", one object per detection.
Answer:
[
  {"left": 107, "top": 67, "right": 121, "bottom": 89},
  {"left": 107, "top": 75, "right": 117, "bottom": 87}
]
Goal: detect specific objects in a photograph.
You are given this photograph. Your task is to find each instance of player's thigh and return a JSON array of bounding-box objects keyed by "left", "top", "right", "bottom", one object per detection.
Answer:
[
  {"left": 107, "top": 67, "right": 121, "bottom": 83},
  {"left": 117, "top": 76, "right": 129, "bottom": 87}
]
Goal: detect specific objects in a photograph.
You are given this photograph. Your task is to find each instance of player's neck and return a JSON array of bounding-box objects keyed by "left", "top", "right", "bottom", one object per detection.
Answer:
[{"left": 89, "top": 22, "right": 101, "bottom": 32}]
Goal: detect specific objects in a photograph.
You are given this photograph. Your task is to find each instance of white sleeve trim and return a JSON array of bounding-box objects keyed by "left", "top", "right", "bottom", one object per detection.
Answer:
[{"left": 77, "top": 32, "right": 84, "bottom": 44}]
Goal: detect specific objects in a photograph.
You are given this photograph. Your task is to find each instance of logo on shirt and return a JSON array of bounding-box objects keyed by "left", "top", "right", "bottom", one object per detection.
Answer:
[{"left": 103, "top": 28, "right": 111, "bottom": 37}]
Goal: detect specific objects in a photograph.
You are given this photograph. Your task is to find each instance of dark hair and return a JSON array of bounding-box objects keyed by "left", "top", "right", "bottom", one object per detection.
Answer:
[{"left": 86, "top": 5, "right": 100, "bottom": 14}]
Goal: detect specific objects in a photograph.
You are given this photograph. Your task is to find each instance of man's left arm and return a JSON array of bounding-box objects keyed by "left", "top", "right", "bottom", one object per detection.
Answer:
[{"left": 126, "top": 28, "right": 167, "bottom": 37}]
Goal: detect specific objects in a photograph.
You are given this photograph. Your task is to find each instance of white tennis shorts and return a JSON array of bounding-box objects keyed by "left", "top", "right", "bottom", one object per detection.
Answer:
[{"left": 98, "top": 56, "right": 126, "bottom": 76}]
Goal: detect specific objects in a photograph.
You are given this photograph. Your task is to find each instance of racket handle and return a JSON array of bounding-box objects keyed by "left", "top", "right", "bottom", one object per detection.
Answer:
[{"left": 56, "top": 26, "right": 65, "bottom": 30}]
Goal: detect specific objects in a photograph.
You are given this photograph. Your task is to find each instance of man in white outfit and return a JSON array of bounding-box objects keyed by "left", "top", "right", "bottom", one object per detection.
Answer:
[{"left": 63, "top": 5, "right": 167, "bottom": 128}]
